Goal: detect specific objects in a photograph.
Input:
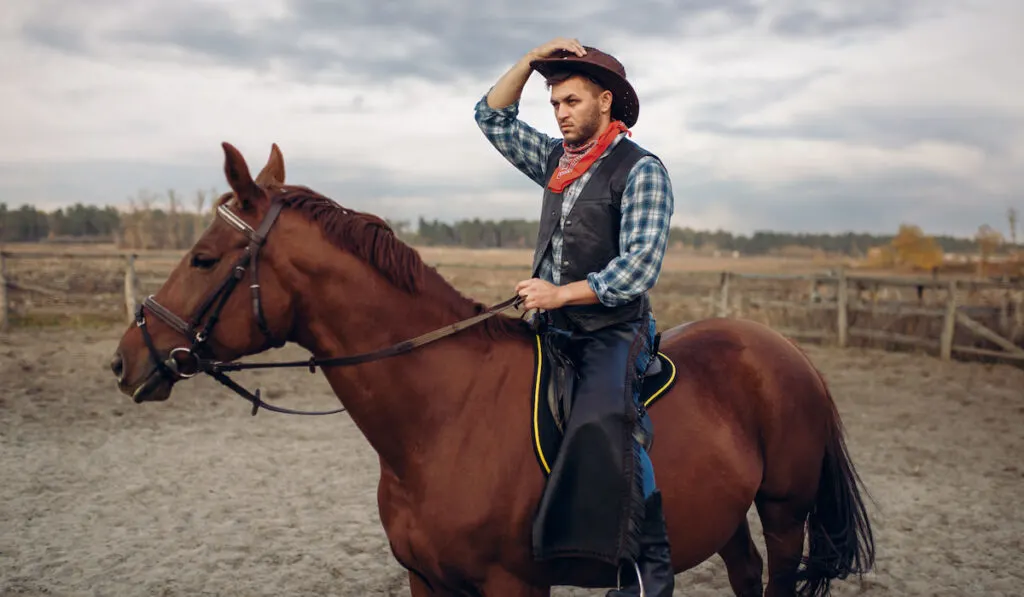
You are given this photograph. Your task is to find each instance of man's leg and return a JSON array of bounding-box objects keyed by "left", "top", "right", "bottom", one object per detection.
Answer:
[
  {"left": 638, "top": 448, "right": 656, "bottom": 499},
  {"left": 633, "top": 315, "right": 659, "bottom": 500},
  {"left": 610, "top": 315, "right": 674, "bottom": 597},
  {"left": 532, "top": 316, "right": 650, "bottom": 564}
]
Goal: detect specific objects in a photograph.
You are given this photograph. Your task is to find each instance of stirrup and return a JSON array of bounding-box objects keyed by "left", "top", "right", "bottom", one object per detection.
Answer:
[{"left": 615, "top": 561, "right": 646, "bottom": 597}]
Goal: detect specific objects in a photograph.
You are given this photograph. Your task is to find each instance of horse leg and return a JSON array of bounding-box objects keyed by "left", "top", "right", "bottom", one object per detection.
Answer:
[
  {"left": 716, "top": 517, "right": 764, "bottom": 596},
  {"left": 478, "top": 568, "right": 549, "bottom": 597},
  {"left": 408, "top": 570, "right": 437, "bottom": 596},
  {"left": 754, "top": 498, "right": 809, "bottom": 597}
]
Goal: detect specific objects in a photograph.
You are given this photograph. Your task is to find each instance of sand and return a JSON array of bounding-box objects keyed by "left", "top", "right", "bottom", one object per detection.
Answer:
[{"left": 2, "top": 321, "right": 1022, "bottom": 596}]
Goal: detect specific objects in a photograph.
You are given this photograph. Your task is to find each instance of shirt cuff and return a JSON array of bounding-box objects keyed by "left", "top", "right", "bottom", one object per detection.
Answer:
[
  {"left": 586, "top": 272, "right": 620, "bottom": 307},
  {"left": 474, "top": 91, "right": 520, "bottom": 119}
]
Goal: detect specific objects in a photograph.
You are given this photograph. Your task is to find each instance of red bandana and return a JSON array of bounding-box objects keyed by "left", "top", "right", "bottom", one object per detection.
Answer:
[{"left": 547, "top": 120, "right": 631, "bottom": 193}]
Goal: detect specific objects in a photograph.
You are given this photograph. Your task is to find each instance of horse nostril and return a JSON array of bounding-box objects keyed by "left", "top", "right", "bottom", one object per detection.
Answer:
[{"left": 110, "top": 352, "right": 125, "bottom": 382}]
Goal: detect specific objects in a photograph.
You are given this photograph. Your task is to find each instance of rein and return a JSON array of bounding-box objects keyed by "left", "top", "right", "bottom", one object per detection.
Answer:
[{"left": 135, "top": 195, "right": 525, "bottom": 416}]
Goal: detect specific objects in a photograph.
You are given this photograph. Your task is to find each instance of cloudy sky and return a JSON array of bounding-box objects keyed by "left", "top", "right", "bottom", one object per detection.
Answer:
[{"left": 1, "top": 0, "right": 1021, "bottom": 237}]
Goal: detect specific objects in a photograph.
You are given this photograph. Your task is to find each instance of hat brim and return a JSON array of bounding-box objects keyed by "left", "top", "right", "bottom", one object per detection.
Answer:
[{"left": 530, "top": 56, "right": 639, "bottom": 128}]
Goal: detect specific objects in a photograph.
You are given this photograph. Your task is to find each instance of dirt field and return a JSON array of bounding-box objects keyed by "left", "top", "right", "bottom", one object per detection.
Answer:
[
  {"left": 2, "top": 245, "right": 1023, "bottom": 596},
  {"left": 3, "top": 325, "right": 1023, "bottom": 595}
]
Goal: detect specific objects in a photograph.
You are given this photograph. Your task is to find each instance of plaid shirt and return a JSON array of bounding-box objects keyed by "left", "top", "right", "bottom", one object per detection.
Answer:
[{"left": 474, "top": 94, "right": 674, "bottom": 307}]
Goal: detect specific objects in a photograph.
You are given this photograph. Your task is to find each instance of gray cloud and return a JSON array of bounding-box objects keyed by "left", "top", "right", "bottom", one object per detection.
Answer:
[
  {"left": 689, "top": 104, "right": 1024, "bottom": 155},
  {"left": 7, "top": 0, "right": 1021, "bottom": 239},
  {"left": 12, "top": 0, "right": 805, "bottom": 84},
  {"left": 12, "top": 0, "right": 957, "bottom": 90},
  {"left": 669, "top": 166, "right": 1016, "bottom": 236},
  {"left": 767, "top": 0, "right": 953, "bottom": 38},
  {"left": 12, "top": 0, "right": 968, "bottom": 85},
  {"left": 20, "top": 22, "right": 91, "bottom": 54},
  {"left": 683, "top": 69, "right": 836, "bottom": 122},
  {"left": 0, "top": 157, "right": 529, "bottom": 220}
]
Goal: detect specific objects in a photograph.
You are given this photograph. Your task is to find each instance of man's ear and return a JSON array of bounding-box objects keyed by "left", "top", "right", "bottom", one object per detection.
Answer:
[
  {"left": 600, "top": 89, "right": 613, "bottom": 115},
  {"left": 222, "top": 142, "right": 263, "bottom": 210}
]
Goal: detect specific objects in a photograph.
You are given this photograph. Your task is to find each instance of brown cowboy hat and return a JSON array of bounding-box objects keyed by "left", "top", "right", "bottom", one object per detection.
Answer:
[{"left": 530, "top": 46, "right": 639, "bottom": 128}]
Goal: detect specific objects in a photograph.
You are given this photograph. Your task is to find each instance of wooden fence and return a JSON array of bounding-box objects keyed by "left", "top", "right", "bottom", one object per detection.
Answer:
[
  {"left": 2, "top": 250, "right": 1022, "bottom": 366},
  {"left": 0, "top": 250, "right": 158, "bottom": 331},
  {"left": 708, "top": 270, "right": 1024, "bottom": 364}
]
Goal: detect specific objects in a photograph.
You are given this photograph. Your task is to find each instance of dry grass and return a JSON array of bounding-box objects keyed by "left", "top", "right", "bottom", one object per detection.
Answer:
[
  {"left": 2, "top": 243, "right": 1021, "bottom": 364},
  {"left": 0, "top": 243, "right": 843, "bottom": 325}
]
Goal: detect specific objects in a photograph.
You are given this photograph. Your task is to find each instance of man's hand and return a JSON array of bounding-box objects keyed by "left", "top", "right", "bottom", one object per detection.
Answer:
[
  {"left": 515, "top": 278, "right": 564, "bottom": 311},
  {"left": 527, "top": 37, "right": 587, "bottom": 62},
  {"left": 487, "top": 38, "right": 587, "bottom": 110},
  {"left": 515, "top": 278, "right": 600, "bottom": 311}
]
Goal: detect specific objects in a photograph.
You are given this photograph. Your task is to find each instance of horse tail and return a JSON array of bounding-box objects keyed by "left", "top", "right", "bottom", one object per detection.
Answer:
[{"left": 796, "top": 373, "right": 877, "bottom": 597}]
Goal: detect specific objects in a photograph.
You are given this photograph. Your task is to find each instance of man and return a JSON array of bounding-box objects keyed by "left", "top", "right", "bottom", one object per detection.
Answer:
[{"left": 474, "top": 38, "right": 675, "bottom": 597}]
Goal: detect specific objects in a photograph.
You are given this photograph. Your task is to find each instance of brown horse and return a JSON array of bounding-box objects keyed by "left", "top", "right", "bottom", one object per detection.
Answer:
[{"left": 110, "top": 142, "right": 874, "bottom": 597}]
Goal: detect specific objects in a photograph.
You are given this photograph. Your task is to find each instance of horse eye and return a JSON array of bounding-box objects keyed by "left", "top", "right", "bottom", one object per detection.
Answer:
[{"left": 190, "top": 253, "right": 219, "bottom": 270}]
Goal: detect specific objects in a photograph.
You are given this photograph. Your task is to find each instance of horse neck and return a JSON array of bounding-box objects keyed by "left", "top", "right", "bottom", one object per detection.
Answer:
[{"left": 283, "top": 243, "right": 524, "bottom": 476}]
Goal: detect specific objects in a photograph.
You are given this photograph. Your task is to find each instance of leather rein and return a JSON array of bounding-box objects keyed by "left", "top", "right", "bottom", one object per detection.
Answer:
[{"left": 134, "top": 197, "right": 524, "bottom": 416}]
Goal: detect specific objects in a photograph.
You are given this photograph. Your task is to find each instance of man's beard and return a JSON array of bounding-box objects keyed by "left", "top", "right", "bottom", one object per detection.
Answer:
[{"left": 566, "top": 109, "right": 602, "bottom": 146}]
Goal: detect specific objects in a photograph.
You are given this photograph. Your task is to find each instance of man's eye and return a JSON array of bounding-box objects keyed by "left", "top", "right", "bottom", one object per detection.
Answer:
[{"left": 191, "top": 253, "right": 219, "bottom": 269}]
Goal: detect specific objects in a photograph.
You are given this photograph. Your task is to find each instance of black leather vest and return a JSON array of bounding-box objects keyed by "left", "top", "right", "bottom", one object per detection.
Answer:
[{"left": 532, "top": 137, "right": 659, "bottom": 332}]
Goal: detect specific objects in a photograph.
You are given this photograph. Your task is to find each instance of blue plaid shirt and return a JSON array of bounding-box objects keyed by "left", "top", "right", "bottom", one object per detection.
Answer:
[{"left": 474, "top": 94, "right": 675, "bottom": 307}]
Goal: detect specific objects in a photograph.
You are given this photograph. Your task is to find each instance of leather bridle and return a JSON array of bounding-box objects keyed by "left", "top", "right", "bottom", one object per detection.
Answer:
[{"left": 134, "top": 196, "right": 524, "bottom": 416}]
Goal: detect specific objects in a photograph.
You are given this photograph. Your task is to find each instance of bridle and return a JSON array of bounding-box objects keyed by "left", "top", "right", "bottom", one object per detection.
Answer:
[{"left": 134, "top": 195, "right": 524, "bottom": 416}]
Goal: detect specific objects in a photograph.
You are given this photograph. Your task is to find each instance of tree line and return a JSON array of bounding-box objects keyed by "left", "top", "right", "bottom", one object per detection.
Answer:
[
  {"left": 399, "top": 216, "right": 1011, "bottom": 257},
  {"left": 0, "top": 196, "right": 1018, "bottom": 258},
  {"left": 0, "top": 190, "right": 217, "bottom": 249}
]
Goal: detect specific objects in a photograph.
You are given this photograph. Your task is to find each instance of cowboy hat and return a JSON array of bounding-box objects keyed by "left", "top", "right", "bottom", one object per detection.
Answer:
[{"left": 530, "top": 46, "right": 639, "bottom": 128}]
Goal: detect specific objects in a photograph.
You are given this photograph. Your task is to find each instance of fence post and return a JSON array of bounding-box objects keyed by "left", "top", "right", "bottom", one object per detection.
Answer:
[
  {"left": 124, "top": 254, "right": 138, "bottom": 322},
  {"left": 0, "top": 252, "right": 8, "bottom": 332},
  {"left": 1014, "top": 291, "right": 1024, "bottom": 343},
  {"left": 836, "top": 267, "right": 848, "bottom": 348},
  {"left": 940, "top": 280, "right": 958, "bottom": 360},
  {"left": 999, "top": 290, "right": 1010, "bottom": 336},
  {"left": 719, "top": 271, "right": 731, "bottom": 317}
]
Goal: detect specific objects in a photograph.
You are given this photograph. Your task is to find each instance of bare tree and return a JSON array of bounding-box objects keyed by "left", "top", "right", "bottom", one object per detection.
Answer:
[
  {"left": 121, "top": 196, "right": 142, "bottom": 249},
  {"left": 1008, "top": 207, "right": 1018, "bottom": 246},
  {"left": 975, "top": 224, "right": 1004, "bottom": 276},
  {"left": 194, "top": 188, "right": 207, "bottom": 215},
  {"left": 193, "top": 189, "right": 208, "bottom": 244},
  {"left": 167, "top": 189, "right": 181, "bottom": 249}
]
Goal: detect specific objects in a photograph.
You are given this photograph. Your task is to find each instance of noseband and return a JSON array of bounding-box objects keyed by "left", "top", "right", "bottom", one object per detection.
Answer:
[{"left": 134, "top": 196, "right": 523, "bottom": 416}]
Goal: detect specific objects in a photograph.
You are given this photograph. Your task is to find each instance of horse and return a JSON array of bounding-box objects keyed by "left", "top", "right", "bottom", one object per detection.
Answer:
[{"left": 110, "top": 142, "right": 875, "bottom": 597}]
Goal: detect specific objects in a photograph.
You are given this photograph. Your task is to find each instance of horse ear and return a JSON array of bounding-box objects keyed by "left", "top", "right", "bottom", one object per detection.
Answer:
[
  {"left": 221, "top": 142, "right": 262, "bottom": 210},
  {"left": 254, "top": 143, "right": 286, "bottom": 186}
]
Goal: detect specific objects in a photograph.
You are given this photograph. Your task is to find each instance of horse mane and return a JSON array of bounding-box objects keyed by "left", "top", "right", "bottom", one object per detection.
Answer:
[{"left": 265, "top": 184, "right": 532, "bottom": 341}]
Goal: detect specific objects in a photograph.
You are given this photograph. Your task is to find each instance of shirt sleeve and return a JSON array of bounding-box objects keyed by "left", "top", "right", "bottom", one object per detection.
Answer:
[
  {"left": 586, "top": 156, "right": 675, "bottom": 306},
  {"left": 474, "top": 92, "right": 562, "bottom": 188}
]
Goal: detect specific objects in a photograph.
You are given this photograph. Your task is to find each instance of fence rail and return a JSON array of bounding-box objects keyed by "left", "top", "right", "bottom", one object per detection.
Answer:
[
  {"left": 1, "top": 250, "right": 1022, "bottom": 366},
  {"left": 710, "top": 270, "right": 1024, "bottom": 364},
  {"left": 0, "top": 250, "right": 145, "bottom": 331}
]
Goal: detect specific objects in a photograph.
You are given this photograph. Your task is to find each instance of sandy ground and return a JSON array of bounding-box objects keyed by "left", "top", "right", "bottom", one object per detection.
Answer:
[{"left": 2, "top": 324, "right": 1023, "bottom": 596}]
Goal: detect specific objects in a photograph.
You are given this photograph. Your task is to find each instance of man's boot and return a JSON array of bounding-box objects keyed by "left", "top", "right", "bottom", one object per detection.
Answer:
[{"left": 607, "top": 490, "right": 675, "bottom": 597}]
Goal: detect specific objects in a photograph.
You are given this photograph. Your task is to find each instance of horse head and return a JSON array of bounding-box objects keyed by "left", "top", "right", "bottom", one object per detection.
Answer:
[{"left": 110, "top": 142, "right": 298, "bottom": 403}]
